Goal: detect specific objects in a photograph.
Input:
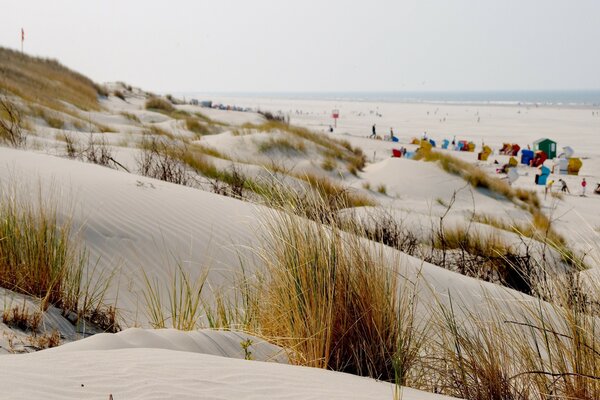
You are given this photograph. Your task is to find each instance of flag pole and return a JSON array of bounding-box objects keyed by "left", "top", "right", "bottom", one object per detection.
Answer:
[{"left": 21, "top": 28, "right": 24, "bottom": 53}]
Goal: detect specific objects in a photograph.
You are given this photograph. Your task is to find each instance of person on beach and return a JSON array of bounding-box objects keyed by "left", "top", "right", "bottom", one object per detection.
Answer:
[
  {"left": 559, "top": 179, "right": 570, "bottom": 194},
  {"left": 581, "top": 178, "right": 587, "bottom": 196},
  {"left": 390, "top": 127, "right": 395, "bottom": 141},
  {"left": 452, "top": 136, "right": 456, "bottom": 146},
  {"left": 370, "top": 124, "right": 376, "bottom": 138}
]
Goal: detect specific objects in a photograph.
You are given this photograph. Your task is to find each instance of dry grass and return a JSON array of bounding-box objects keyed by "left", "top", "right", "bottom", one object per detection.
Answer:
[
  {"left": 321, "top": 157, "right": 337, "bottom": 171},
  {"left": 0, "top": 46, "right": 101, "bottom": 112},
  {"left": 145, "top": 97, "right": 174, "bottom": 112},
  {"left": 120, "top": 112, "right": 140, "bottom": 124},
  {"left": 2, "top": 301, "right": 41, "bottom": 332},
  {"left": 28, "top": 329, "right": 61, "bottom": 349},
  {"left": 31, "top": 106, "right": 65, "bottom": 129},
  {"left": 242, "top": 121, "right": 366, "bottom": 173},
  {"left": 137, "top": 135, "right": 194, "bottom": 186},
  {"left": 435, "top": 224, "right": 509, "bottom": 258},
  {"left": 258, "top": 136, "right": 306, "bottom": 154},
  {"left": 244, "top": 200, "right": 427, "bottom": 382},
  {"left": 142, "top": 264, "right": 208, "bottom": 330},
  {"left": 147, "top": 125, "right": 176, "bottom": 140},
  {"left": 185, "top": 118, "right": 211, "bottom": 137},
  {"left": 295, "top": 173, "right": 375, "bottom": 210},
  {"left": 190, "top": 143, "right": 230, "bottom": 160},
  {"left": 0, "top": 181, "right": 118, "bottom": 331},
  {"left": 413, "top": 269, "right": 600, "bottom": 400}
]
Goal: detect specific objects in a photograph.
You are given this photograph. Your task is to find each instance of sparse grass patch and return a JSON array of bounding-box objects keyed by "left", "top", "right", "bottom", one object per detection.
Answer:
[
  {"left": 145, "top": 96, "right": 174, "bottom": 112},
  {"left": 190, "top": 143, "right": 230, "bottom": 160},
  {"left": 296, "top": 173, "right": 376, "bottom": 211},
  {"left": 243, "top": 121, "right": 366, "bottom": 172},
  {"left": 377, "top": 184, "right": 387, "bottom": 195},
  {"left": 142, "top": 264, "right": 208, "bottom": 330},
  {"left": 2, "top": 302, "right": 41, "bottom": 332},
  {"left": 435, "top": 224, "right": 508, "bottom": 257},
  {"left": 31, "top": 107, "right": 64, "bottom": 129},
  {"left": 147, "top": 125, "right": 175, "bottom": 140},
  {"left": 0, "top": 183, "right": 117, "bottom": 330},
  {"left": 120, "top": 112, "right": 140, "bottom": 124},
  {"left": 28, "top": 329, "right": 61, "bottom": 349},
  {"left": 185, "top": 118, "right": 211, "bottom": 136},
  {"left": 0, "top": 46, "right": 101, "bottom": 112},
  {"left": 137, "top": 135, "right": 194, "bottom": 185},
  {"left": 258, "top": 136, "right": 306, "bottom": 154},
  {"left": 321, "top": 157, "right": 336, "bottom": 171}
]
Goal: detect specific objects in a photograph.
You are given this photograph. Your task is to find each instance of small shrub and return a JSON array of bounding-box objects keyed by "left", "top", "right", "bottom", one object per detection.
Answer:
[
  {"left": 84, "top": 134, "right": 119, "bottom": 169},
  {"left": 137, "top": 134, "right": 193, "bottom": 186},
  {"left": 63, "top": 133, "right": 79, "bottom": 158},
  {"left": 377, "top": 184, "right": 387, "bottom": 195}
]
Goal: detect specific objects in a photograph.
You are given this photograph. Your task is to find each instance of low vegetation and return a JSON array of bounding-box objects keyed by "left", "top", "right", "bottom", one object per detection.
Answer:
[
  {"left": 0, "top": 46, "right": 101, "bottom": 112},
  {"left": 120, "top": 112, "right": 140, "bottom": 123},
  {"left": 0, "top": 94, "right": 25, "bottom": 147},
  {"left": 142, "top": 264, "right": 208, "bottom": 330},
  {"left": 257, "top": 136, "right": 306, "bottom": 154},
  {"left": 185, "top": 117, "right": 212, "bottom": 137},
  {"left": 0, "top": 183, "right": 118, "bottom": 332},
  {"left": 145, "top": 96, "right": 174, "bottom": 112},
  {"left": 242, "top": 121, "right": 366, "bottom": 174},
  {"left": 137, "top": 134, "right": 194, "bottom": 186}
]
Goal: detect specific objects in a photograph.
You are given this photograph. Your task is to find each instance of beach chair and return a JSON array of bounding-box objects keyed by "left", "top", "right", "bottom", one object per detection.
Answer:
[
  {"left": 567, "top": 158, "right": 582, "bottom": 175},
  {"left": 520, "top": 149, "right": 534, "bottom": 165}
]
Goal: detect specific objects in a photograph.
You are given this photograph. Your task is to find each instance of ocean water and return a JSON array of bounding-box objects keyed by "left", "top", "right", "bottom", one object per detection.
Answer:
[{"left": 189, "top": 90, "right": 600, "bottom": 107}]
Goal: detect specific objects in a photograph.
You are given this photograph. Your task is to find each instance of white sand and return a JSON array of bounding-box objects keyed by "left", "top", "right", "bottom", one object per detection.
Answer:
[{"left": 2, "top": 88, "right": 599, "bottom": 399}]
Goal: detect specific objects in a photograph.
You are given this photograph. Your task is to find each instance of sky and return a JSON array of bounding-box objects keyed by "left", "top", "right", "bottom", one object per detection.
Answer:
[{"left": 2, "top": 0, "right": 600, "bottom": 93}]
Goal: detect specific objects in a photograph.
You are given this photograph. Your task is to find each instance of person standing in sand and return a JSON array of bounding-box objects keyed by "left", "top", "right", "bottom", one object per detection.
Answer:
[
  {"left": 581, "top": 178, "right": 587, "bottom": 196},
  {"left": 559, "top": 179, "right": 570, "bottom": 194},
  {"left": 370, "top": 124, "right": 376, "bottom": 138}
]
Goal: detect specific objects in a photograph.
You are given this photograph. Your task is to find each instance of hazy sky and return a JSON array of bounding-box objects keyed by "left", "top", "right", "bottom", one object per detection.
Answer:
[{"left": 2, "top": 0, "right": 600, "bottom": 92}]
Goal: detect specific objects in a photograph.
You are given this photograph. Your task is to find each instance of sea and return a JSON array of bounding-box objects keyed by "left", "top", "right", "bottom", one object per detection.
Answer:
[{"left": 184, "top": 90, "right": 600, "bottom": 107}]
